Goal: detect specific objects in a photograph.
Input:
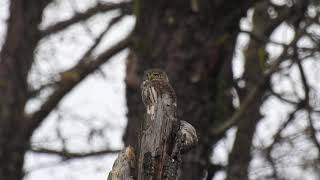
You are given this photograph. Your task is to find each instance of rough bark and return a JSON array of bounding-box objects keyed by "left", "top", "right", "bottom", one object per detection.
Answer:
[
  {"left": 111, "top": 69, "right": 197, "bottom": 180},
  {"left": 226, "top": 3, "right": 267, "bottom": 179},
  {"left": 226, "top": 1, "right": 293, "bottom": 179},
  {"left": 0, "top": 1, "right": 51, "bottom": 180},
  {"left": 124, "top": 0, "right": 252, "bottom": 179},
  {"left": 0, "top": 1, "right": 130, "bottom": 179},
  {"left": 108, "top": 146, "right": 136, "bottom": 180},
  {"left": 138, "top": 89, "right": 179, "bottom": 180}
]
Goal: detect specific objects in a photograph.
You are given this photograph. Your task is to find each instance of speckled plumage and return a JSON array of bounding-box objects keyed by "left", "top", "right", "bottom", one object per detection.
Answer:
[{"left": 141, "top": 69, "right": 177, "bottom": 114}]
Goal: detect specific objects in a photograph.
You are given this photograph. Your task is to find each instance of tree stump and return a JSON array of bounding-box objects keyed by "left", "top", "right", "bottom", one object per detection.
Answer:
[{"left": 108, "top": 69, "right": 197, "bottom": 180}]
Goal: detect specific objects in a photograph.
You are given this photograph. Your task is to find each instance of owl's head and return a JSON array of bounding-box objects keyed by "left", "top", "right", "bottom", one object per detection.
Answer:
[{"left": 143, "top": 69, "right": 169, "bottom": 82}]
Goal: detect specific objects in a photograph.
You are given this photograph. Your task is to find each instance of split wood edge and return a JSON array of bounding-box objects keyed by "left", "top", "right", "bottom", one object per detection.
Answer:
[{"left": 108, "top": 69, "right": 198, "bottom": 180}]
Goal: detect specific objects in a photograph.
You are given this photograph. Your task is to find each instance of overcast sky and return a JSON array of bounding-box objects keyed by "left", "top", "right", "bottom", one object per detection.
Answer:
[{"left": 1, "top": 1, "right": 320, "bottom": 180}]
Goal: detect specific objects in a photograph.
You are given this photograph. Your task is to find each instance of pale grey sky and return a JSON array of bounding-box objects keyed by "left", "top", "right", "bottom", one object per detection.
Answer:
[{"left": 1, "top": 1, "right": 320, "bottom": 180}]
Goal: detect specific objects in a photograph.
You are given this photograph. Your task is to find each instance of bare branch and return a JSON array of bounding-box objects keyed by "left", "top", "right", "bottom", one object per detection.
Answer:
[
  {"left": 30, "top": 147, "right": 120, "bottom": 159},
  {"left": 296, "top": 46, "right": 320, "bottom": 156},
  {"left": 211, "top": 85, "right": 263, "bottom": 135},
  {"left": 269, "top": 88, "right": 299, "bottom": 105},
  {"left": 307, "top": 112, "right": 320, "bottom": 153},
  {"left": 40, "top": 1, "right": 131, "bottom": 37},
  {"left": 26, "top": 37, "right": 130, "bottom": 137},
  {"left": 28, "top": 13, "right": 125, "bottom": 99},
  {"left": 265, "top": 108, "right": 300, "bottom": 178},
  {"left": 240, "top": 30, "right": 289, "bottom": 47},
  {"left": 292, "top": 28, "right": 310, "bottom": 105},
  {"left": 28, "top": 81, "right": 58, "bottom": 98},
  {"left": 297, "top": 62, "right": 310, "bottom": 98},
  {"left": 211, "top": 22, "right": 307, "bottom": 136},
  {"left": 79, "top": 14, "right": 126, "bottom": 61}
]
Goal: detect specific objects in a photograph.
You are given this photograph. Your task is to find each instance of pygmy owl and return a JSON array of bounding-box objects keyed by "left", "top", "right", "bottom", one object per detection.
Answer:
[{"left": 141, "top": 69, "right": 177, "bottom": 114}]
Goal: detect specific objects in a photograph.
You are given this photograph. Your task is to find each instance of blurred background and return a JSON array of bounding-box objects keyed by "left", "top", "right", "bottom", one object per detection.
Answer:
[{"left": 0, "top": 0, "right": 320, "bottom": 180}]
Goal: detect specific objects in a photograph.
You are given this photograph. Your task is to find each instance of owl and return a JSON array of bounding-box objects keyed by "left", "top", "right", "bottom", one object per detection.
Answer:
[{"left": 141, "top": 69, "right": 177, "bottom": 114}]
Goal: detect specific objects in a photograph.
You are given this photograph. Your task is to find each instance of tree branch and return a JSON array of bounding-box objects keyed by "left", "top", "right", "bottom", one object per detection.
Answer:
[
  {"left": 295, "top": 54, "right": 310, "bottom": 104},
  {"left": 240, "top": 30, "right": 288, "bottom": 47},
  {"left": 28, "top": 13, "right": 125, "bottom": 99},
  {"left": 26, "top": 37, "right": 131, "bottom": 137},
  {"left": 211, "top": 85, "right": 263, "bottom": 135},
  {"left": 295, "top": 45, "right": 320, "bottom": 157},
  {"left": 308, "top": 112, "right": 320, "bottom": 152},
  {"left": 40, "top": 1, "right": 131, "bottom": 37},
  {"left": 211, "top": 19, "right": 307, "bottom": 136},
  {"left": 264, "top": 107, "right": 300, "bottom": 178},
  {"left": 30, "top": 147, "right": 120, "bottom": 159},
  {"left": 269, "top": 88, "right": 299, "bottom": 105}
]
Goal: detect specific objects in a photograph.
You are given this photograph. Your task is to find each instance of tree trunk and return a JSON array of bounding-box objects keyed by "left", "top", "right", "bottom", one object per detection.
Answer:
[
  {"left": 0, "top": 1, "right": 50, "bottom": 179},
  {"left": 137, "top": 86, "right": 179, "bottom": 180},
  {"left": 226, "top": 1, "right": 288, "bottom": 178},
  {"left": 111, "top": 69, "right": 197, "bottom": 179},
  {"left": 124, "top": 0, "right": 251, "bottom": 179}
]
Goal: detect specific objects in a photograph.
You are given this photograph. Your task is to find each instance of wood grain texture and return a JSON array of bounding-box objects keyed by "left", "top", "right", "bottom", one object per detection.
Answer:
[
  {"left": 138, "top": 95, "right": 179, "bottom": 180},
  {"left": 107, "top": 146, "right": 136, "bottom": 180}
]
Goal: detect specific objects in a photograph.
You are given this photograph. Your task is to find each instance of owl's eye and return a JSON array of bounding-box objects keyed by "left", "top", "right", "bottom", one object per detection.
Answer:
[{"left": 149, "top": 73, "right": 159, "bottom": 80}]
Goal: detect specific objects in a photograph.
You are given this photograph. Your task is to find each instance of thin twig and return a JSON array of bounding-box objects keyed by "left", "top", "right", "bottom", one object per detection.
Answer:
[
  {"left": 26, "top": 37, "right": 130, "bottom": 137},
  {"left": 30, "top": 147, "right": 120, "bottom": 159},
  {"left": 269, "top": 88, "right": 299, "bottom": 105},
  {"left": 40, "top": 2, "right": 131, "bottom": 37},
  {"left": 264, "top": 108, "right": 300, "bottom": 178},
  {"left": 211, "top": 29, "right": 305, "bottom": 135}
]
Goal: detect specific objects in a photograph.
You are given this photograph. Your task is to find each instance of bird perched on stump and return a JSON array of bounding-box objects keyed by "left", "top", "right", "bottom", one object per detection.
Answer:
[{"left": 141, "top": 69, "right": 177, "bottom": 114}]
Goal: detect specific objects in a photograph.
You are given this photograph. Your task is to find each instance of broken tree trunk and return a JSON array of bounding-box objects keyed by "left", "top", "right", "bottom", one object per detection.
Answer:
[
  {"left": 107, "top": 146, "right": 136, "bottom": 180},
  {"left": 108, "top": 69, "right": 197, "bottom": 180}
]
